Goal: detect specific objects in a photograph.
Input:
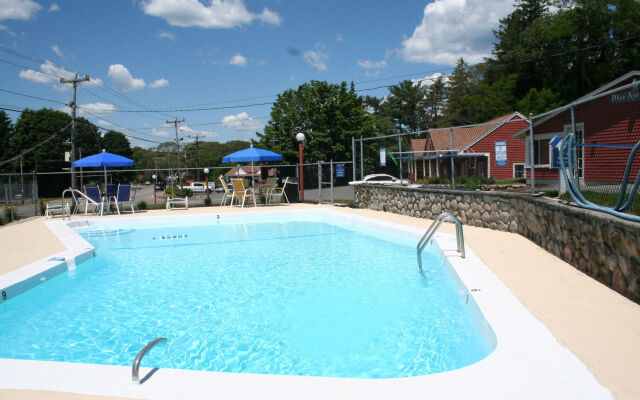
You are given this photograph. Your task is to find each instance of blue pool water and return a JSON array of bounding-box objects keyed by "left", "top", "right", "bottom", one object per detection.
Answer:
[{"left": 0, "top": 216, "right": 491, "bottom": 378}]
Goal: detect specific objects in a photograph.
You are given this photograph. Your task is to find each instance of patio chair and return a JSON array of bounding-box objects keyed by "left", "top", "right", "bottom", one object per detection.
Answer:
[
  {"left": 230, "top": 178, "right": 256, "bottom": 208},
  {"left": 45, "top": 201, "right": 70, "bottom": 218},
  {"left": 219, "top": 175, "right": 234, "bottom": 207},
  {"left": 261, "top": 177, "right": 277, "bottom": 202},
  {"left": 266, "top": 177, "right": 290, "bottom": 205},
  {"left": 110, "top": 183, "right": 136, "bottom": 215},
  {"left": 166, "top": 196, "right": 188, "bottom": 210},
  {"left": 84, "top": 185, "right": 105, "bottom": 214},
  {"left": 70, "top": 187, "right": 103, "bottom": 215}
]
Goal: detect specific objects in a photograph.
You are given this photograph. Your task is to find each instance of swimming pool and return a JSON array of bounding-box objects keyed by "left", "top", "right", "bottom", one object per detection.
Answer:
[{"left": 0, "top": 211, "right": 492, "bottom": 379}]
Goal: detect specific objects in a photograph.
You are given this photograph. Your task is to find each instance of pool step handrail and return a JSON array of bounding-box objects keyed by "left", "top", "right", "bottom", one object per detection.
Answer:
[
  {"left": 132, "top": 337, "right": 167, "bottom": 383},
  {"left": 417, "top": 213, "right": 465, "bottom": 271}
]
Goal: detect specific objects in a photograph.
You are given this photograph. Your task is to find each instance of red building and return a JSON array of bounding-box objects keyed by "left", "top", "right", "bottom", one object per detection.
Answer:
[
  {"left": 514, "top": 70, "right": 640, "bottom": 187},
  {"left": 408, "top": 112, "right": 529, "bottom": 181}
]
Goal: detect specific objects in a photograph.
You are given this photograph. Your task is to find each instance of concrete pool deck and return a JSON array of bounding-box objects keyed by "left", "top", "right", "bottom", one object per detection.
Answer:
[{"left": 0, "top": 204, "right": 638, "bottom": 399}]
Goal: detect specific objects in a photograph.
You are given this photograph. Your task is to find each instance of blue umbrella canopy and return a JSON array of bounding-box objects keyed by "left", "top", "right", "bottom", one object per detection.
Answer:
[
  {"left": 72, "top": 151, "right": 134, "bottom": 167},
  {"left": 72, "top": 151, "right": 134, "bottom": 188},
  {"left": 222, "top": 146, "right": 282, "bottom": 163}
]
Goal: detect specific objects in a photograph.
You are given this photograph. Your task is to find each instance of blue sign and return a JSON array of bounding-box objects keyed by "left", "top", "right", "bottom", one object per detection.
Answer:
[
  {"left": 495, "top": 141, "right": 507, "bottom": 166},
  {"left": 335, "top": 163, "right": 345, "bottom": 178}
]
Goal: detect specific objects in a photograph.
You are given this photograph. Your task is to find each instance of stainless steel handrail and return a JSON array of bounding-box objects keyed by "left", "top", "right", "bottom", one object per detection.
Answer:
[
  {"left": 132, "top": 337, "right": 167, "bottom": 383},
  {"left": 417, "top": 213, "right": 465, "bottom": 271},
  {"left": 60, "top": 188, "right": 73, "bottom": 220}
]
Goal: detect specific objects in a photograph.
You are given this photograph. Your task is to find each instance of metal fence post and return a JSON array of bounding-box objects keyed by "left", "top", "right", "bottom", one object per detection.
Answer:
[
  {"left": 8, "top": 175, "right": 14, "bottom": 221},
  {"left": 33, "top": 172, "right": 38, "bottom": 216},
  {"left": 360, "top": 137, "right": 364, "bottom": 180},
  {"left": 352, "top": 137, "right": 356, "bottom": 182},
  {"left": 529, "top": 113, "right": 535, "bottom": 194},
  {"left": 449, "top": 128, "right": 455, "bottom": 189},
  {"left": 317, "top": 160, "right": 322, "bottom": 204},
  {"left": 398, "top": 135, "right": 403, "bottom": 180},
  {"left": 330, "top": 159, "right": 334, "bottom": 205}
]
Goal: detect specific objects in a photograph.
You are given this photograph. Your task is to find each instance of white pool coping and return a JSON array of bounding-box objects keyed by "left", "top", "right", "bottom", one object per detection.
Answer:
[{"left": 0, "top": 208, "right": 611, "bottom": 399}]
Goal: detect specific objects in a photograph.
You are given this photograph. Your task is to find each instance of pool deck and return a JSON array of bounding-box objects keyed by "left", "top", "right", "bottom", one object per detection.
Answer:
[{"left": 1, "top": 204, "right": 639, "bottom": 399}]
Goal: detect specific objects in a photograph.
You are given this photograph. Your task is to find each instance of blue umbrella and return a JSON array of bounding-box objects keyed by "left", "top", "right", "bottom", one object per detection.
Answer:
[
  {"left": 222, "top": 145, "right": 282, "bottom": 186},
  {"left": 72, "top": 151, "right": 134, "bottom": 188}
]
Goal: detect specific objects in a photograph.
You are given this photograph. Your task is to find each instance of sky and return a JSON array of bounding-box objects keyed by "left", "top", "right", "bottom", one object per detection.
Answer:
[{"left": 0, "top": 0, "right": 518, "bottom": 148}]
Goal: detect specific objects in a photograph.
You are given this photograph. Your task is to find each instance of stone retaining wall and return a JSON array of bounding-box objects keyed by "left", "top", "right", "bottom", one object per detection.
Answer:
[{"left": 355, "top": 185, "right": 640, "bottom": 303}]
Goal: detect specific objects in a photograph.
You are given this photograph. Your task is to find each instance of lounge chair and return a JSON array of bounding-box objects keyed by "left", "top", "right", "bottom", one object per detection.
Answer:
[
  {"left": 110, "top": 183, "right": 137, "bottom": 214},
  {"left": 267, "top": 177, "right": 290, "bottom": 205},
  {"left": 84, "top": 185, "right": 105, "bottom": 215},
  {"left": 219, "top": 175, "right": 234, "bottom": 206},
  {"left": 166, "top": 196, "right": 188, "bottom": 210},
  {"left": 261, "top": 177, "right": 277, "bottom": 205},
  {"left": 230, "top": 178, "right": 256, "bottom": 208},
  {"left": 45, "top": 201, "right": 70, "bottom": 218},
  {"left": 70, "top": 187, "right": 103, "bottom": 215}
]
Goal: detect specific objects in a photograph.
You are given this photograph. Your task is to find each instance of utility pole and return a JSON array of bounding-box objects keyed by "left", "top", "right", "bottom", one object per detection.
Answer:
[
  {"left": 186, "top": 134, "right": 201, "bottom": 180},
  {"left": 61, "top": 73, "right": 90, "bottom": 188},
  {"left": 167, "top": 118, "right": 185, "bottom": 186}
]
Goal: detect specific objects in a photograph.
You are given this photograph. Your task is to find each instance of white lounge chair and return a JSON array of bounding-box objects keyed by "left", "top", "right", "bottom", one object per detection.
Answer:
[
  {"left": 70, "top": 187, "right": 103, "bottom": 215},
  {"left": 167, "top": 196, "right": 188, "bottom": 210},
  {"left": 219, "top": 175, "right": 234, "bottom": 206},
  {"left": 267, "top": 177, "right": 290, "bottom": 205},
  {"left": 45, "top": 201, "right": 70, "bottom": 218}
]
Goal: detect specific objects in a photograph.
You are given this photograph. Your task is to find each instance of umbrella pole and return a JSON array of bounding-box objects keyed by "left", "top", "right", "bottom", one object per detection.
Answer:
[
  {"left": 104, "top": 166, "right": 107, "bottom": 192},
  {"left": 251, "top": 161, "right": 254, "bottom": 188}
]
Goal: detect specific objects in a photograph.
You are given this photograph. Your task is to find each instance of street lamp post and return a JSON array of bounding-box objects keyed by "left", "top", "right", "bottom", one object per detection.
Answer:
[
  {"left": 152, "top": 174, "right": 157, "bottom": 205},
  {"left": 296, "top": 132, "right": 305, "bottom": 202},
  {"left": 204, "top": 168, "right": 210, "bottom": 200}
]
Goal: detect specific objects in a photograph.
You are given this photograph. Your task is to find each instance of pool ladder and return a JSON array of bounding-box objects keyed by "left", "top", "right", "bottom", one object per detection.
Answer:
[
  {"left": 132, "top": 337, "right": 167, "bottom": 383},
  {"left": 417, "top": 213, "right": 465, "bottom": 271}
]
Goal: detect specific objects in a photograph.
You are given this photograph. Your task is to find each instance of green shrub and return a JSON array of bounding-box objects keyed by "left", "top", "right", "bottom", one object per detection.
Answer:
[
  {"left": 138, "top": 201, "right": 148, "bottom": 210},
  {"left": 165, "top": 185, "right": 193, "bottom": 197},
  {"left": 204, "top": 197, "right": 212, "bottom": 206},
  {"left": 38, "top": 200, "right": 46, "bottom": 216}
]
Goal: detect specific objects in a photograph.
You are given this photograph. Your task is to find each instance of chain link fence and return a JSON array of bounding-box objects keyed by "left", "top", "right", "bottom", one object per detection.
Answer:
[{"left": 0, "top": 161, "right": 355, "bottom": 222}]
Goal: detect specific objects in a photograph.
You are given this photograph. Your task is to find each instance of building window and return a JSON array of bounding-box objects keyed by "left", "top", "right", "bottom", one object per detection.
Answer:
[{"left": 513, "top": 163, "right": 525, "bottom": 178}]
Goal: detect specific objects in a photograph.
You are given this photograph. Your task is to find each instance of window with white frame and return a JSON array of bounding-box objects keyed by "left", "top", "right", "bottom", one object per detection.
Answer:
[{"left": 513, "top": 163, "right": 525, "bottom": 178}]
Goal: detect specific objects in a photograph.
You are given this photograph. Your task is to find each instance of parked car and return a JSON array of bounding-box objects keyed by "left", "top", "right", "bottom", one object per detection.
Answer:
[
  {"left": 181, "top": 181, "right": 215, "bottom": 193},
  {"left": 155, "top": 181, "right": 166, "bottom": 191},
  {"left": 348, "top": 174, "right": 410, "bottom": 186}
]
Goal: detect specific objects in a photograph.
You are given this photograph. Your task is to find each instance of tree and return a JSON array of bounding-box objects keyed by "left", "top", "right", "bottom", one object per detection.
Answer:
[
  {"left": 102, "top": 131, "right": 132, "bottom": 157},
  {"left": 444, "top": 59, "right": 484, "bottom": 125},
  {"left": 0, "top": 110, "right": 13, "bottom": 163},
  {"left": 256, "top": 80, "right": 373, "bottom": 164},
  {"left": 386, "top": 80, "right": 428, "bottom": 132},
  {"left": 11, "top": 109, "right": 71, "bottom": 172},
  {"left": 75, "top": 117, "right": 103, "bottom": 158}
]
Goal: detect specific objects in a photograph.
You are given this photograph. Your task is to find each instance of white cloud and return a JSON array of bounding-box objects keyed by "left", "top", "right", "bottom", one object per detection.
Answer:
[
  {"left": 51, "top": 44, "right": 64, "bottom": 58},
  {"left": 258, "top": 8, "right": 281, "bottom": 25},
  {"left": 77, "top": 102, "right": 117, "bottom": 117},
  {"left": 48, "top": 3, "right": 60, "bottom": 12},
  {"left": 222, "top": 112, "right": 263, "bottom": 132},
  {"left": 179, "top": 125, "right": 220, "bottom": 139},
  {"left": 108, "top": 64, "right": 146, "bottom": 91},
  {"left": 336, "top": 33, "right": 343, "bottom": 42},
  {"left": 149, "top": 78, "right": 169, "bottom": 88},
  {"left": 357, "top": 60, "right": 387, "bottom": 69},
  {"left": 400, "top": 0, "right": 514, "bottom": 65},
  {"left": 141, "top": 0, "right": 281, "bottom": 29},
  {"left": 411, "top": 72, "right": 449, "bottom": 87},
  {"left": 88, "top": 76, "right": 103, "bottom": 86},
  {"left": 150, "top": 127, "right": 170, "bottom": 137},
  {"left": 303, "top": 50, "right": 328, "bottom": 71},
  {"left": 19, "top": 60, "right": 75, "bottom": 90},
  {"left": 157, "top": 30, "right": 174, "bottom": 40},
  {"left": 0, "top": 0, "right": 41, "bottom": 21},
  {"left": 229, "top": 53, "right": 247, "bottom": 67},
  {"left": 357, "top": 60, "right": 387, "bottom": 77}
]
